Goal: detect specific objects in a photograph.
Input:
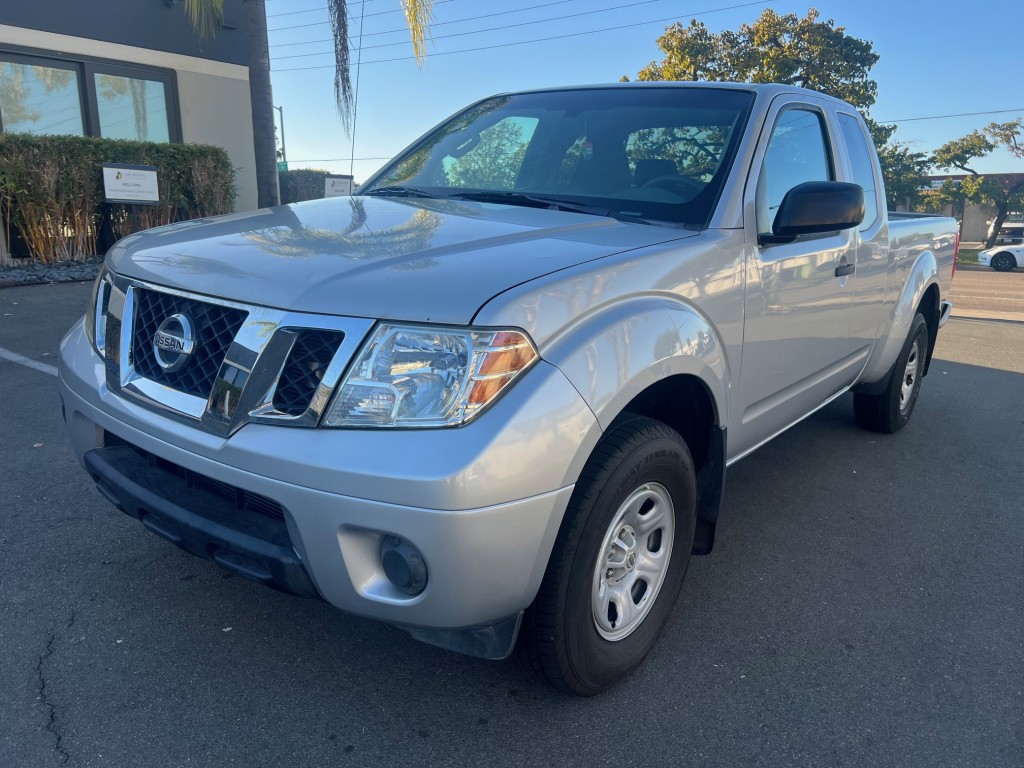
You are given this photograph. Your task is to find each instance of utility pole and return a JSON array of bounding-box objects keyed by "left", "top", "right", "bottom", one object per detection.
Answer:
[
  {"left": 275, "top": 105, "right": 287, "bottom": 166},
  {"left": 350, "top": 0, "right": 367, "bottom": 178}
]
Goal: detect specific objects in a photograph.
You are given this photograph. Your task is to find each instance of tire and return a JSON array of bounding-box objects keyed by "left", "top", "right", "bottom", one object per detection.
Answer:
[
  {"left": 517, "top": 416, "right": 696, "bottom": 695},
  {"left": 854, "top": 313, "right": 928, "bottom": 433},
  {"left": 991, "top": 252, "right": 1017, "bottom": 272}
]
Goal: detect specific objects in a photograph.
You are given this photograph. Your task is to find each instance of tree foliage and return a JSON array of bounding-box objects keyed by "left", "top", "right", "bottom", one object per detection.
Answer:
[
  {"left": 932, "top": 119, "right": 1024, "bottom": 247},
  {"left": 625, "top": 8, "right": 930, "bottom": 206},
  {"left": 877, "top": 142, "right": 931, "bottom": 210},
  {"left": 632, "top": 9, "right": 879, "bottom": 109}
]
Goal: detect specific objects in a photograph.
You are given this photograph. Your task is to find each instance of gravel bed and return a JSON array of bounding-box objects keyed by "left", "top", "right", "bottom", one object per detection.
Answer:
[{"left": 0, "top": 256, "right": 103, "bottom": 287}]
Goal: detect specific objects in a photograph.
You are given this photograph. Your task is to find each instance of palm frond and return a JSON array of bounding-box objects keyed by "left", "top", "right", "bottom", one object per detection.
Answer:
[
  {"left": 328, "top": 0, "right": 352, "bottom": 127},
  {"left": 183, "top": 0, "right": 224, "bottom": 40},
  {"left": 401, "top": 0, "right": 434, "bottom": 65}
]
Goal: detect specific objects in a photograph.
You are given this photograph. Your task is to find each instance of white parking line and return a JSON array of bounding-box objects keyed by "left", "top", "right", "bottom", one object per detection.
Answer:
[{"left": 0, "top": 346, "right": 58, "bottom": 377}]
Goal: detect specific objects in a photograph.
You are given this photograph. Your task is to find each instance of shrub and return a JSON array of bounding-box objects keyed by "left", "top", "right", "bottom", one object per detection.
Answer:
[
  {"left": 279, "top": 168, "right": 329, "bottom": 204},
  {"left": 0, "top": 134, "right": 235, "bottom": 263}
]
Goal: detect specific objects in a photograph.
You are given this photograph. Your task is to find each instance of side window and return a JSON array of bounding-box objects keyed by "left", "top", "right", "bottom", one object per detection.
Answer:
[
  {"left": 756, "top": 108, "right": 833, "bottom": 235},
  {"left": 837, "top": 113, "right": 879, "bottom": 230}
]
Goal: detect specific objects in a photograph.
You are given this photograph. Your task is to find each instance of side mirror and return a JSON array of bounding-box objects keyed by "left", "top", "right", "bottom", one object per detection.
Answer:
[{"left": 761, "top": 181, "right": 865, "bottom": 245}]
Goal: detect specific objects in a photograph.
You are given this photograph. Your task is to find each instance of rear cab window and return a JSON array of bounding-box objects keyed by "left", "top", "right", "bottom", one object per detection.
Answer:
[{"left": 836, "top": 113, "right": 879, "bottom": 230}]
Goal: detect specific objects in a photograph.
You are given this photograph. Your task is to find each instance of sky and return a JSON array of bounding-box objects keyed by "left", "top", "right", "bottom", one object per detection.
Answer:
[{"left": 266, "top": 0, "right": 1024, "bottom": 183}]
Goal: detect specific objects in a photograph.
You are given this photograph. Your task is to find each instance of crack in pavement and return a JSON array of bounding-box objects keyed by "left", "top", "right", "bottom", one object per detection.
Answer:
[{"left": 35, "top": 609, "right": 76, "bottom": 766}]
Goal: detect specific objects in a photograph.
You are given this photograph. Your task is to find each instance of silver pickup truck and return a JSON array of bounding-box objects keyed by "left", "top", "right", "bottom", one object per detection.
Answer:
[{"left": 59, "top": 83, "right": 958, "bottom": 694}]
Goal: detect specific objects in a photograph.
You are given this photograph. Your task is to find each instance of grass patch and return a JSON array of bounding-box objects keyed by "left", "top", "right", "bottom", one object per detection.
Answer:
[{"left": 957, "top": 248, "right": 980, "bottom": 265}]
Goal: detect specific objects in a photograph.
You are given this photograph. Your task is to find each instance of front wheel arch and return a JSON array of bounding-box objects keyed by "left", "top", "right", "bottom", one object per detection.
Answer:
[{"left": 518, "top": 416, "right": 697, "bottom": 694}]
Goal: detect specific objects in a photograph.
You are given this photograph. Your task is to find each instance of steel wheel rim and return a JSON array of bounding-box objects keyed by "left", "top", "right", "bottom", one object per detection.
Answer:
[
  {"left": 900, "top": 338, "right": 921, "bottom": 413},
  {"left": 592, "top": 482, "right": 675, "bottom": 642}
]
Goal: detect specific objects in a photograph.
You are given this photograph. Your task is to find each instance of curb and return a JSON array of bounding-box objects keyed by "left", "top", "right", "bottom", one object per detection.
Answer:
[{"left": 0, "top": 275, "right": 99, "bottom": 289}]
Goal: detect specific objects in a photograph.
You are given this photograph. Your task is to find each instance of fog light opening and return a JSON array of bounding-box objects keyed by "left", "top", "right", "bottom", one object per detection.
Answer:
[{"left": 380, "top": 535, "right": 428, "bottom": 596}]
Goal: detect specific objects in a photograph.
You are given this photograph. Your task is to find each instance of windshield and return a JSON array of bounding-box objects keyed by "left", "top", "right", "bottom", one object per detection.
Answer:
[{"left": 360, "top": 87, "right": 754, "bottom": 227}]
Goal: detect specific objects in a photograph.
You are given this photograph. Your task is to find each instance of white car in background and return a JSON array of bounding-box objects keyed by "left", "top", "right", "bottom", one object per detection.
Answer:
[{"left": 978, "top": 245, "right": 1023, "bottom": 272}]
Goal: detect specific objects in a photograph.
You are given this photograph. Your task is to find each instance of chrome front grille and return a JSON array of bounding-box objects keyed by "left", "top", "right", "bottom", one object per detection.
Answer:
[
  {"left": 131, "top": 288, "right": 248, "bottom": 398},
  {"left": 100, "top": 274, "right": 374, "bottom": 436},
  {"left": 272, "top": 329, "right": 346, "bottom": 416}
]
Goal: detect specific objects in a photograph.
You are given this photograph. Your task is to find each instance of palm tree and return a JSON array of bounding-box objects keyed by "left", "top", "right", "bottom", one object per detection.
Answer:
[{"left": 183, "top": 0, "right": 434, "bottom": 208}]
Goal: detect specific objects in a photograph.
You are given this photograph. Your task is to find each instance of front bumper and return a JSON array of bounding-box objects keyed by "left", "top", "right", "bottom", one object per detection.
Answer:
[{"left": 59, "top": 318, "right": 599, "bottom": 656}]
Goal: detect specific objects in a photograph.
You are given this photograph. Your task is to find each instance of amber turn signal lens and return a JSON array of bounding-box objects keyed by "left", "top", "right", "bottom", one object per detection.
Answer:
[
  {"left": 469, "top": 331, "right": 538, "bottom": 406},
  {"left": 478, "top": 333, "right": 536, "bottom": 377},
  {"left": 468, "top": 376, "right": 507, "bottom": 405}
]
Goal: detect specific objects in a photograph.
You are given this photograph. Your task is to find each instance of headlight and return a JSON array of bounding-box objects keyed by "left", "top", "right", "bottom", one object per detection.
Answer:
[
  {"left": 322, "top": 324, "right": 538, "bottom": 428},
  {"left": 85, "top": 267, "right": 111, "bottom": 356}
]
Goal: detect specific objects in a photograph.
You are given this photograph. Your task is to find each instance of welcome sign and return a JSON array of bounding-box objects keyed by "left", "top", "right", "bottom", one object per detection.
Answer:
[
  {"left": 102, "top": 163, "right": 160, "bottom": 205},
  {"left": 325, "top": 174, "right": 354, "bottom": 198}
]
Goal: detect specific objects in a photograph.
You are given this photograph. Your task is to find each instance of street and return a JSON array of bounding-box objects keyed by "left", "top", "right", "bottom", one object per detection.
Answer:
[
  {"left": 1, "top": 274, "right": 1021, "bottom": 768},
  {"left": 951, "top": 263, "right": 1024, "bottom": 322}
]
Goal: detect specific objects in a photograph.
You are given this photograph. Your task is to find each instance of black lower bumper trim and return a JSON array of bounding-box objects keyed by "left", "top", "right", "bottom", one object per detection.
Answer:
[{"left": 84, "top": 445, "right": 319, "bottom": 599}]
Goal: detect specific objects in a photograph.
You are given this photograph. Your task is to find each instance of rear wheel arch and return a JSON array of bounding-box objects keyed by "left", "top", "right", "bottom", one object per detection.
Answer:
[{"left": 917, "top": 283, "right": 940, "bottom": 375}]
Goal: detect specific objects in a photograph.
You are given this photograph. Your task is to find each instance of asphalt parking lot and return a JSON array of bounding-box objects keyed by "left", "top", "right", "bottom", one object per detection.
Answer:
[{"left": 1, "top": 274, "right": 1022, "bottom": 768}]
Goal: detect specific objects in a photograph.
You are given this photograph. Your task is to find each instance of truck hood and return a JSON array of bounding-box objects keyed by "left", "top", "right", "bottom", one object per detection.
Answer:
[{"left": 106, "top": 196, "right": 696, "bottom": 324}]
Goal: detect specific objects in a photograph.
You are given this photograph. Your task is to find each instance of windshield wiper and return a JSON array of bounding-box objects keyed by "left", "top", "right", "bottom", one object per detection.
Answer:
[
  {"left": 361, "top": 185, "right": 442, "bottom": 199},
  {"left": 446, "top": 190, "right": 612, "bottom": 218}
]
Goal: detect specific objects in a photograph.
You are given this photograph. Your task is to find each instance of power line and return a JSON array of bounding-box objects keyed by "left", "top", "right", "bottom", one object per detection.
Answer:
[
  {"left": 268, "top": 0, "right": 460, "bottom": 31},
  {"left": 270, "top": 0, "right": 578, "bottom": 48},
  {"left": 288, "top": 157, "right": 393, "bottom": 162},
  {"left": 273, "top": 0, "right": 684, "bottom": 59},
  {"left": 275, "top": 0, "right": 771, "bottom": 71},
  {"left": 879, "top": 108, "right": 1024, "bottom": 124},
  {"left": 267, "top": 0, "right": 388, "bottom": 18}
]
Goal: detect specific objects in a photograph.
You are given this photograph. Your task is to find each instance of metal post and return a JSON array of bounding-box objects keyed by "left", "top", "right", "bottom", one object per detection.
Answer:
[{"left": 350, "top": 0, "right": 367, "bottom": 178}]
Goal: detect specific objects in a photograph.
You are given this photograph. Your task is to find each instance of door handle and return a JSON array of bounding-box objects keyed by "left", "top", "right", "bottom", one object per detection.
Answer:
[{"left": 835, "top": 263, "right": 855, "bottom": 277}]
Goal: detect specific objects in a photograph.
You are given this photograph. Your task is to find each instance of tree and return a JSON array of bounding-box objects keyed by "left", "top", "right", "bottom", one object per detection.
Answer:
[
  {"left": 182, "top": 0, "right": 434, "bottom": 207},
  {"left": 876, "top": 142, "right": 931, "bottom": 210},
  {"left": 624, "top": 8, "right": 929, "bottom": 206},
  {"left": 932, "top": 119, "right": 1024, "bottom": 247},
  {"left": 631, "top": 10, "right": 879, "bottom": 109}
]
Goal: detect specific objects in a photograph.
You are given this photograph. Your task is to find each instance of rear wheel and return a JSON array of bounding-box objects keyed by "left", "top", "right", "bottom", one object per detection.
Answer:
[
  {"left": 518, "top": 416, "right": 696, "bottom": 695},
  {"left": 854, "top": 313, "right": 928, "bottom": 433},
  {"left": 991, "top": 252, "right": 1017, "bottom": 272}
]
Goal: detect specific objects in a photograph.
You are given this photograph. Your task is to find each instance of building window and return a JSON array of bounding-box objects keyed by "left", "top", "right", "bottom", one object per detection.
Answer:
[
  {"left": 0, "top": 59, "right": 84, "bottom": 136},
  {"left": 0, "top": 49, "right": 179, "bottom": 143},
  {"left": 93, "top": 73, "right": 170, "bottom": 142}
]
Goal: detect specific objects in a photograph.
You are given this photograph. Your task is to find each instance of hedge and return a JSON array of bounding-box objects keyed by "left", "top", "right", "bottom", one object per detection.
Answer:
[
  {"left": 279, "top": 168, "right": 330, "bottom": 204},
  {"left": 0, "top": 134, "right": 236, "bottom": 263}
]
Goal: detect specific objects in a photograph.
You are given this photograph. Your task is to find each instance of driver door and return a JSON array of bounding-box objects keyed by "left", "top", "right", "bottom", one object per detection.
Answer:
[{"left": 732, "top": 103, "right": 863, "bottom": 456}]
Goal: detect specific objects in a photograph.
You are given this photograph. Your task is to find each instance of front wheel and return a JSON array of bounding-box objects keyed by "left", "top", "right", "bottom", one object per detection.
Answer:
[
  {"left": 518, "top": 416, "right": 696, "bottom": 695},
  {"left": 854, "top": 313, "right": 928, "bottom": 433},
  {"left": 991, "top": 252, "right": 1017, "bottom": 272}
]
